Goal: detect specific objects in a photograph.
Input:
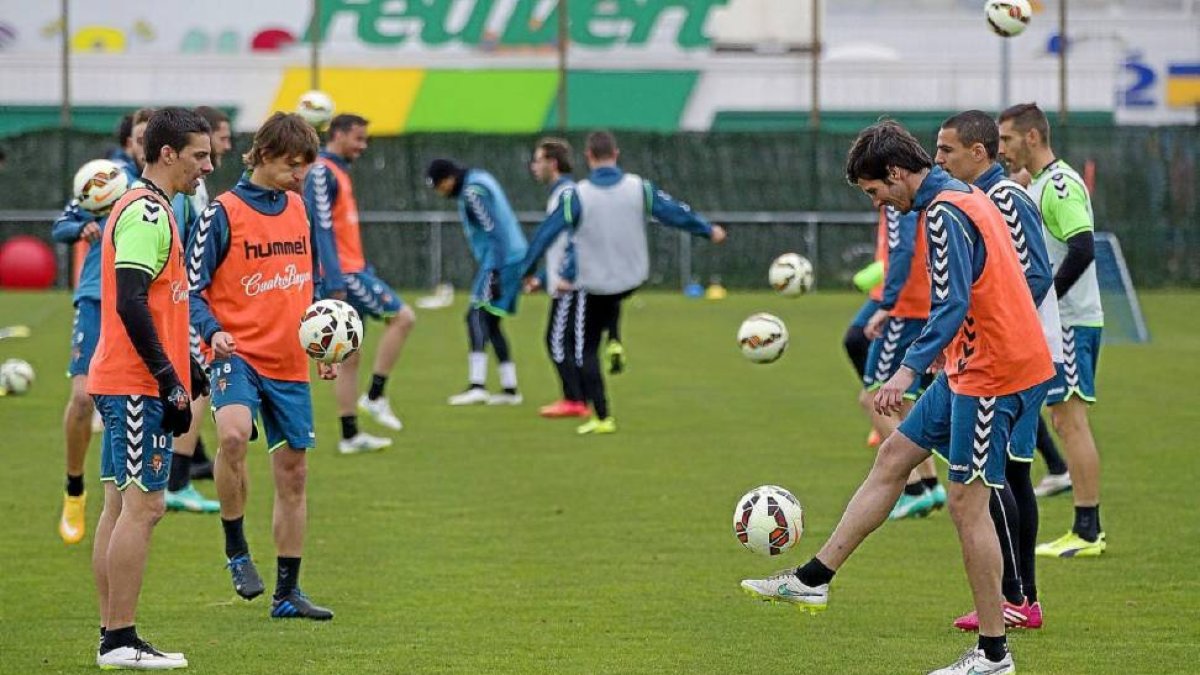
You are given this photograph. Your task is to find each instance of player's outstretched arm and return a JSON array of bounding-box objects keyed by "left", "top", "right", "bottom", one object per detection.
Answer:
[
  {"left": 645, "top": 180, "right": 714, "bottom": 238},
  {"left": 519, "top": 192, "right": 574, "bottom": 278}
]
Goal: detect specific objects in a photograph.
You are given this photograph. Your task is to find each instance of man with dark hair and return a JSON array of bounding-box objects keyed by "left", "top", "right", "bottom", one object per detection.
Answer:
[
  {"left": 305, "top": 113, "right": 412, "bottom": 453},
  {"left": 936, "top": 109, "right": 1060, "bottom": 631},
  {"left": 519, "top": 131, "right": 726, "bottom": 435},
  {"left": 112, "top": 114, "right": 135, "bottom": 174},
  {"left": 741, "top": 121, "right": 1053, "bottom": 675},
  {"left": 164, "top": 105, "right": 237, "bottom": 511},
  {"left": 52, "top": 109, "right": 153, "bottom": 544},
  {"left": 427, "top": 157, "right": 528, "bottom": 406},
  {"left": 861, "top": 202, "right": 945, "bottom": 520},
  {"left": 89, "top": 106, "right": 212, "bottom": 669},
  {"left": 999, "top": 103, "right": 1107, "bottom": 558},
  {"left": 526, "top": 137, "right": 587, "bottom": 418},
  {"left": 189, "top": 112, "right": 335, "bottom": 620}
]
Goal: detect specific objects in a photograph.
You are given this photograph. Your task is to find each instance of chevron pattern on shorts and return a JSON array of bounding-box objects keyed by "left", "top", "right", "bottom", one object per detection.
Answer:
[
  {"left": 973, "top": 396, "right": 997, "bottom": 474},
  {"left": 873, "top": 317, "right": 904, "bottom": 383},
  {"left": 1062, "top": 326, "right": 1080, "bottom": 388},
  {"left": 124, "top": 395, "right": 145, "bottom": 479}
]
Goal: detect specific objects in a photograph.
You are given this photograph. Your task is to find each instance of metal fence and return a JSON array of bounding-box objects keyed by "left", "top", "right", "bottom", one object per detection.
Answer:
[{"left": 0, "top": 210, "right": 878, "bottom": 292}]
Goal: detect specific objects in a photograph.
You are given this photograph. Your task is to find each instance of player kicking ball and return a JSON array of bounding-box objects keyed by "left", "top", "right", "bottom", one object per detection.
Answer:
[
  {"left": 740, "top": 122, "right": 1052, "bottom": 675},
  {"left": 188, "top": 113, "right": 335, "bottom": 620}
]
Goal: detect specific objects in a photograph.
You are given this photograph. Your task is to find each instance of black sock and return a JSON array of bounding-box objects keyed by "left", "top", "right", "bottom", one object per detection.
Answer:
[
  {"left": 1073, "top": 505, "right": 1100, "bottom": 542},
  {"left": 167, "top": 453, "right": 191, "bottom": 492},
  {"left": 222, "top": 516, "right": 249, "bottom": 559},
  {"left": 66, "top": 474, "right": 85, "bottom": 497},
  {"left": 1036, "top": 417, "right": 1069, "bottom": 475},
  {"left": 340, "top": 415, "right": 358, "bottom": 441},
  {"left": 903, "top": 482, "right": 926, "bottom": 497},
  {"left": 99, "top": 626, "right": 106, "bottom": 640},
  {"left": 275, "top": 556, "right": 301, "bottom": 599},
  {"left": 101, "top": 625, "right": 137, "bottom": 652},
  {"left": 920, "top": 476, "right": 939, "bottom": 490},
  {"left": 503, "top": 387, "right": 518, "bottom": 395},
  {"left": 794, "top": 557, "right": 836, "bottom": 587},
  {"left": 978, "top": 634, "right": 1008, "bottom": 662},
  {"left": 368, "top": 374, "right": 387, "bottom": 401},
  {"left": 193, "top": 437, "right": 209, "bottom": 464}
]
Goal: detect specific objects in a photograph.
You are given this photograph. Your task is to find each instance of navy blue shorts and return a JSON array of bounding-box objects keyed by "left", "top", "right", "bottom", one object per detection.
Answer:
[
  {"left": 210, "top": 355, "right": 315, "bottom": 452},
  {"left": 899, "top": 373, "right": 1050, "bottom": 487},
  {"left": 94, "top": 394, "right": 173, "bottom": 492},
  {"left": 68, "top": 298, "right": 101, "bottom": 377}
]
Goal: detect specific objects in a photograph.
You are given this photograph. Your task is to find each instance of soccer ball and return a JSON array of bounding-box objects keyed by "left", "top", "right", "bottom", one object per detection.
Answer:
[
  {"left": 73, "top": 159, "right": 129, "bottom": 213},
  {"left": 768, "top": 253, "right": 814, "bottom": 296},
  {"left": 985, "top": 0, "right": 1032, "bottom": 38},
  {"left": 298, "top": 299, "right": 362, "bottom": 364},
  {"left": 296, "top": 90, "right": 335, "bottom": 128},
  {"left": 733, "top": 485, "right": 804, "bottom": 556},
  {"left": 737, "top": 313, "right": 788, "bottom": 364},
  {"left": 0, "top": 358, "right": 35, "bottom": 395}
]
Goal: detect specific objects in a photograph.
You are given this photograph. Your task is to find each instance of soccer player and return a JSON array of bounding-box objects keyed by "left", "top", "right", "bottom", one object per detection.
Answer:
[
  {"left": 164, "top": 105, "right": 233, "bottom": 512},
  {"left": 188, "top": 112, "right": 336, "bottom": 620},
  {"left": 426, "top": 158, "right": 528, "bottom": 405},
  {"left": 305, "top": 113, "right": 412, "bottom": 453},
  {"left": 936, "top": 109, "right": 1060, "bottom": 630},
  {"left": 861, "top": 205, "right": 946, "bottom": 520},
  {"left": 89, "top": 107, "right": 212, "bottom": 669},
  {"left": 526, "top": 137, "right": 587, "bottom": 418},
  {"left": 52, "top": 109, "right": 149, "bottom": 544},
  {"left": 846, "top": 250, "right": 884, "bottom": 448},
  {"left": 999, "top": 103, "right": 1107, "bottom": 558},
  {"left": 519, "top": 131, "right": 726, "bottom": 435},
  {"left": 740, "top": 121, "right": 1053, "bottom": 675}
]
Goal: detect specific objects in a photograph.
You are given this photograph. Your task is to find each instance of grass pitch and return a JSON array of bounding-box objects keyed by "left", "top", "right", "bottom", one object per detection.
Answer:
[{"left": 0, "top": 290, "right": 1197, "bottom": 673}]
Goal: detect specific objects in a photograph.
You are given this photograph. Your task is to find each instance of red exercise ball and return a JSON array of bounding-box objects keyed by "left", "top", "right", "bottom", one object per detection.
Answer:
[{"left": 0, "top": 235, "right": 57, "bottom": 289}]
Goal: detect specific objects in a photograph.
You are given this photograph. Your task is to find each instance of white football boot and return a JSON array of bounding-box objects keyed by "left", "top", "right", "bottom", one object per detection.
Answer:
[
  {"left": 927, "top": 648, "right": 1015, "bottom": 675},
  {"left": 739, "top": 569, "right": 828, "bottom": 613},
  {"left": 357, "top": 394, "right": 403, "bottom": 431}
]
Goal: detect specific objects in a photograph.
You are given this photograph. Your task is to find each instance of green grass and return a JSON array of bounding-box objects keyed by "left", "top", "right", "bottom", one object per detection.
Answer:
[{"left": 1, "top": 290, "right": 1198, "bottom": 674}]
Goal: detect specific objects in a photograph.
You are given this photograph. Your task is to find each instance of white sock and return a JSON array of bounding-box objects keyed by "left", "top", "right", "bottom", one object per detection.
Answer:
[
  {"left": 498, "top": 361, "right": 518, "bottom": 390},
  {"left": 468, "top": 352, "right": 488, "bottom": 387}
]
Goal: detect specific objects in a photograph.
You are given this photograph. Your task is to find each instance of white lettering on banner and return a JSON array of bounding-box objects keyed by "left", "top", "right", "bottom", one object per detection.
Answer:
[{"left": 241, "top": 264, "right": 312, "bottom": 297}]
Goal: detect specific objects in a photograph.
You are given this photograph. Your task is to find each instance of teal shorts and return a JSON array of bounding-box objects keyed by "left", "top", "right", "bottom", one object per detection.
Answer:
[
  {"left": 1046, "top": 325, "right": 1100, "bottom": 405},
  {"left": 899, "top": 373, "right": 1050, "bottom": 487},
  {"left": 210, "top": 355, "right": 315, "bottom": 452},
  {"left": 863, "top": 317, "right": 927, "bottom": 398},
  {"left": 94, "top": 394, "right": 173, "bottom": 492},
  {"left": 68, "top": 298, "right": 101, "bottom": 377},
  {"left": 343, "top": 268, "right": 403, "bottom": 320}
]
